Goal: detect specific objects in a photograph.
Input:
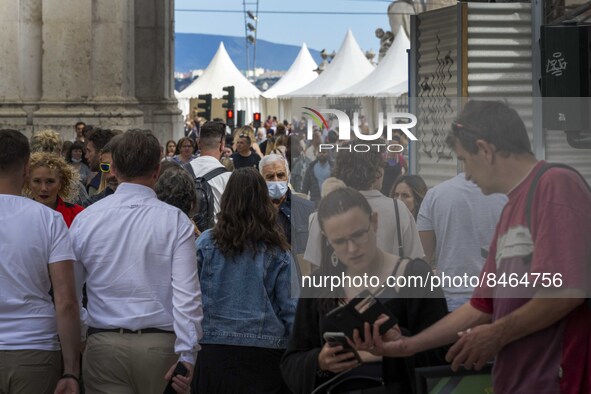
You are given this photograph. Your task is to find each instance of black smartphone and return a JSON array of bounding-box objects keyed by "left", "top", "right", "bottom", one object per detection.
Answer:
[
  {"left": 323, "top": 332, "right": 362, "bottom": 363},
  {"left": 163, "top": 361, "right": 189, "bottom": 394}
]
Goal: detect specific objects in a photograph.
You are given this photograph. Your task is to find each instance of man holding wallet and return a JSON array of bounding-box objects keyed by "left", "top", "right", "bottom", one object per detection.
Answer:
[
  {"left": 71, "top": 130, "right": 203, "bottom": 393},
  {"left": 359, "top": 101, "right": 591, "bottom": 394}
]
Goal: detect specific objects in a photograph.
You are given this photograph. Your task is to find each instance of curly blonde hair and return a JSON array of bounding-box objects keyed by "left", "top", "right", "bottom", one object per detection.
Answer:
[
  {"left": 24, "top": 152, "right": 80, "bottom": 203},
  {"left": 30, "top": 129, "right": 63, "bottom": 154}
]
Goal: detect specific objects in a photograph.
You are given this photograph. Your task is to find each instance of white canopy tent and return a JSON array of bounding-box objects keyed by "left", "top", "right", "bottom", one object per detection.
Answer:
[
  {"left": 262, "top": 43, "right": 318, "bottom": 99},
  {"left": 262, "top": 43, "right": 318, "bottom": 122},
  {"left": 177, "top": 42, "right": 262, "bottom": 121},
  {"left": 328, "top": 27, "right": 410, "bottom": 131},
  {"left": 335, "top": 27, "right": 410, "bottom": 97},
  {"left": 279, "top": 30, "right": 375, "bottom": 123},
  {"left": 283, "top": 30, "right": 374, "bottom": 98}
]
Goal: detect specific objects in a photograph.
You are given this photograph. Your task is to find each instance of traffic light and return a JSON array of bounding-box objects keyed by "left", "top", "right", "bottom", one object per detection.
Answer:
[
  {"left": 195, "top": 94, "right": 212, "bottom": 120},
  {"left": 237, "top": 110, "right": 246, "bottom": 128},
  {"left": 226, "top": 109, "right": 235, "bottom": 128},
  {"left": 253, "top": 112, "right": 261, "bottom": 128},
  {"left": 222, "top": 86, "right": 235, "bottom": 111}
]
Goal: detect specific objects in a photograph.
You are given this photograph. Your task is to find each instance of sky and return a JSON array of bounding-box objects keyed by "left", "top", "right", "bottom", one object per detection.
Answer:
[{"left": 174, "top": 0, "right": 393, "bottom": 55}]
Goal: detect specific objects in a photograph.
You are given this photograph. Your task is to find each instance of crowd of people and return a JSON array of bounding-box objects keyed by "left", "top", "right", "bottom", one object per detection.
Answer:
[{"left": 1, "top": 100, "right": 590, "bottom": 394}]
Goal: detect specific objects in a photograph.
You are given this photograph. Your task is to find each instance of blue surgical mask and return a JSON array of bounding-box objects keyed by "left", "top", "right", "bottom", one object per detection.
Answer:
[{"left": 267, "top": 181, "right": 288, "bottom": 200}]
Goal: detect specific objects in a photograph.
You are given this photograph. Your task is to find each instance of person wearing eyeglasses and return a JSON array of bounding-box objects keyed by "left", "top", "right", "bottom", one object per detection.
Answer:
[
  {"left": 304, "top": 140, "right": 425, "bottom": 271},
  {"left": 172, "top": 137, "right": 197, "bottom": 165},
  {"left": 361, "top": 101, "right": 591, "bottom": 394},
  {"left": 24, "top": 152, "right": 84, "bottom": 228},
  {"left": 281, "top": 187, "right": 448, "bottom": 394}
]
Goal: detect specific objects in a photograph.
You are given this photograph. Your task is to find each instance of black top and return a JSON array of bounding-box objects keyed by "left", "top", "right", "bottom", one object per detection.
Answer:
[
  {"left": 280, "top": 259, "right": 449, "bottom": 394},
  {"left": 231, "top": 151, "right": 261, "bottom": 169}
]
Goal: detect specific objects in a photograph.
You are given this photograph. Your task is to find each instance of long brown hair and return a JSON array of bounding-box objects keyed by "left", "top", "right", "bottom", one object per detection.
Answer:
[{"left": 213, "top": 167, "right": 289, "bottom": 256}]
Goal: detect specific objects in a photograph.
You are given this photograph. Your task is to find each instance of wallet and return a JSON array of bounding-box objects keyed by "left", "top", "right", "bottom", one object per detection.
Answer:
[{"left": 325, "top": 290, "right": 398, "bottom": 341}]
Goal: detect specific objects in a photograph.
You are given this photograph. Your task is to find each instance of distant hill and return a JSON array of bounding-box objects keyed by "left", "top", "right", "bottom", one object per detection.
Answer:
[{"left": 175, "top": 33, "right": 322, "bottom": 73}]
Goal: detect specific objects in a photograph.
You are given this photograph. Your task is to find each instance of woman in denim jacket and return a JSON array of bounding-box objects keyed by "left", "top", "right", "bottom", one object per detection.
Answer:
[{"left": 194, "top": 167, "right": 298, "bottom": 393}]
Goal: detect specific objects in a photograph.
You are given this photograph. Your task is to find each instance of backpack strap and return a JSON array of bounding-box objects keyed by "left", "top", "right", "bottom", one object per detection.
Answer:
[
  {"left": 182, "top": 162, "right": 196, "bottom": 179},
  {"left": 183, "top": 162, "right": 227, "bottom": 182},
  {"left": 393, "top": 199, "right": 404, "bottom": 258},
  {"left": 523, "top": 162, "right": 591, "bottom": 308},
  {"left": 202, "top": 166, "right": 228, "bottom": 181},
  {"left": 524, "top": 163, "right": 589, "bottom": 230}
]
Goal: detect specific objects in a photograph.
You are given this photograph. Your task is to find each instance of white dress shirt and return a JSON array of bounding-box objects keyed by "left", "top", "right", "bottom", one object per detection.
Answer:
[{"left": 70, "top": 183, "right": 203, "bottom": 364}]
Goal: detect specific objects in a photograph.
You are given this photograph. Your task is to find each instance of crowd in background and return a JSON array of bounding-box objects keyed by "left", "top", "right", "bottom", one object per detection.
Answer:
[{"left": 1, "top": 99, "right": 590, "bottom": 394}]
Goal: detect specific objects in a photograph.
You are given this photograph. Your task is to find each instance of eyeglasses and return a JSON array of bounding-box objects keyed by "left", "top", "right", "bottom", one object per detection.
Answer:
[
  {"left": 181, "top": 144, "right": 193, "bottom": 148},
  {"left": 326, "top": 222, "right": 372, "bottom": 250},
  {"left": 99, "top": 162, "right": 111, "bottom": 173}
]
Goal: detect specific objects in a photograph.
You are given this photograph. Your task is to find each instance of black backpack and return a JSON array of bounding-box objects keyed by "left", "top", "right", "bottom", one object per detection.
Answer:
[{"left": 182, "top": 163, "right": 228, "bottom": 232}]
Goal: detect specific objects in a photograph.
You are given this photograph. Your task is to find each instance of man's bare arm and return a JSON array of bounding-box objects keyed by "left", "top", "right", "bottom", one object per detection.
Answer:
[
  {"left": 49, "top": 260, "right": 81, "bottom": 377},
  {"left": 419, "top": 230, "right": 436, "bottom": 267},
  {"left": 446, "top": 291, "right": 584, "bottom": 370},
  {"left": 373, "top": 302, "right": 491, "bottom": 357}
]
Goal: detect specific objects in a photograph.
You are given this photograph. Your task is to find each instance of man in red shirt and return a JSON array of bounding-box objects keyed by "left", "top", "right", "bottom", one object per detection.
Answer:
[{"left": 361, "top": 100, "right": 591, "bottom": 394}]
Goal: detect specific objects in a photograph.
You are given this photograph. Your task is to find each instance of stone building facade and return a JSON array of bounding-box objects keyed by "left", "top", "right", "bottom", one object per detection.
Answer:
[{"left": 0, "top": 0, "right": 182, "bottom": 142}]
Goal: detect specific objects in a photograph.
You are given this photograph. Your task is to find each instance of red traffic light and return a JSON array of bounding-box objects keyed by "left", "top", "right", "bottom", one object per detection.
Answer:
[
  {"left": 253, "top": 112, "right": 261, "bottom": 121},
  {"left": 226, "top": 109, "right": 234, "bottom": 119}
]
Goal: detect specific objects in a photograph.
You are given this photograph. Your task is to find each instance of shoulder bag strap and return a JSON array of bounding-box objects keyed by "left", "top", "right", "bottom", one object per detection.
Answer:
[{"left": 393, "top": 199, "right": 404, "bottom": 258}]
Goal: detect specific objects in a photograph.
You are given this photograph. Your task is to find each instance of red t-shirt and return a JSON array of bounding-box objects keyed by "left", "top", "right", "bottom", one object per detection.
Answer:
[
  {"left": 55, "top": 197, "right": 84, "bottom": 228},
  {"left": 471, "top": 161, "right": 591, "bottom": 394}
]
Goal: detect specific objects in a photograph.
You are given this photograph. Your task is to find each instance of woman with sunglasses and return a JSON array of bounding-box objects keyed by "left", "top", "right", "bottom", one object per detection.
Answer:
[
  {"left": 281, "top": 187, "right": 448, "bottom": 394},
  {"left": 24, "top": 152, "right": 84, "bottom": 227},
  {"left": 85, "top": 141, "right": 119, "bottom": 205}
]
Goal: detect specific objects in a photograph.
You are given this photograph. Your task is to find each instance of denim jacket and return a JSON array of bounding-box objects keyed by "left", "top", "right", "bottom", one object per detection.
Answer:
[{"left": 196, "top": 230, "right": 298, "bottom": 349}]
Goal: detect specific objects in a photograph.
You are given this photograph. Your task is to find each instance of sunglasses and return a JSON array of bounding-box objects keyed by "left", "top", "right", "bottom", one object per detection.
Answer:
[
  {"left": 99, "top": 162, "right": 111, "bottom": 173},
  {"left": 451, "top": 121, "right": 483, "bottom": 136}
]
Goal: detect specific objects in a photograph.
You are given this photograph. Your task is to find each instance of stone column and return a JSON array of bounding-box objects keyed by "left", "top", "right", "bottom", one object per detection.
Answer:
[
  {"left": 135, "top": 0, "right": 183, "bottom": 142},
  {"left": 34, "top": 0, "right": 142, "bottom": 135},
  {"left": 0, "top": 0, "right": 42, "bottom": 135}
]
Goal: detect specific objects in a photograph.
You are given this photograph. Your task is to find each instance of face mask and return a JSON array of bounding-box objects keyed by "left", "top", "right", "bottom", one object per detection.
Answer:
[
  {"left": 71, "top": 158, "right": 82, "bottom": 163},
  {"left": 267, "top": 181, "right": 288, "bottom": 200}
]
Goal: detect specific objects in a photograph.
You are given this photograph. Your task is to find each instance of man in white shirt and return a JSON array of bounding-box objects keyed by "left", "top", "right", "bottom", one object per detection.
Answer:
[
  {"left": 189, "top": 121, "right": 232, "bottom": 218},
  {"left": 0, "top": 129, "right": 80, "bottom": 394},
  {"left": 70, "top": 130, "right": 203, "bottom": 393},
  {"left": 417, "top": 173, "right": 507, "bottom": 311}
]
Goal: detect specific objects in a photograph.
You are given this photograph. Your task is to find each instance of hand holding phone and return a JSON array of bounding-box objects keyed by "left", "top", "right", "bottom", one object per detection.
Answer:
[
  {"left": 323, "top": 332, "right": 362, "bottom": 363},
  {"left": 163, "top": 361, "right": 189, "bottom": 394}
]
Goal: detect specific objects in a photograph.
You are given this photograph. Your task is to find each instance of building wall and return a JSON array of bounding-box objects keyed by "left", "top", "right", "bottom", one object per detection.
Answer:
[{"left": 0, "top": 0, "right": 181, "bottom": 142}]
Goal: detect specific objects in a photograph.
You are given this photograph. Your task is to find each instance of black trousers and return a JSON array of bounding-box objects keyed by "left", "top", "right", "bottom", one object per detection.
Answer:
[{"left": 192, "top": 344, "right": 290, "bottom": 394}]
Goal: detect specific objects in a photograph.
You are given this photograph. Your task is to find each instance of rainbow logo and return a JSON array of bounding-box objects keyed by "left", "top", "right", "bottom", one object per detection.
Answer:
[{"left": 302, "top": 107, "right": 330, "bottom": 130}]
